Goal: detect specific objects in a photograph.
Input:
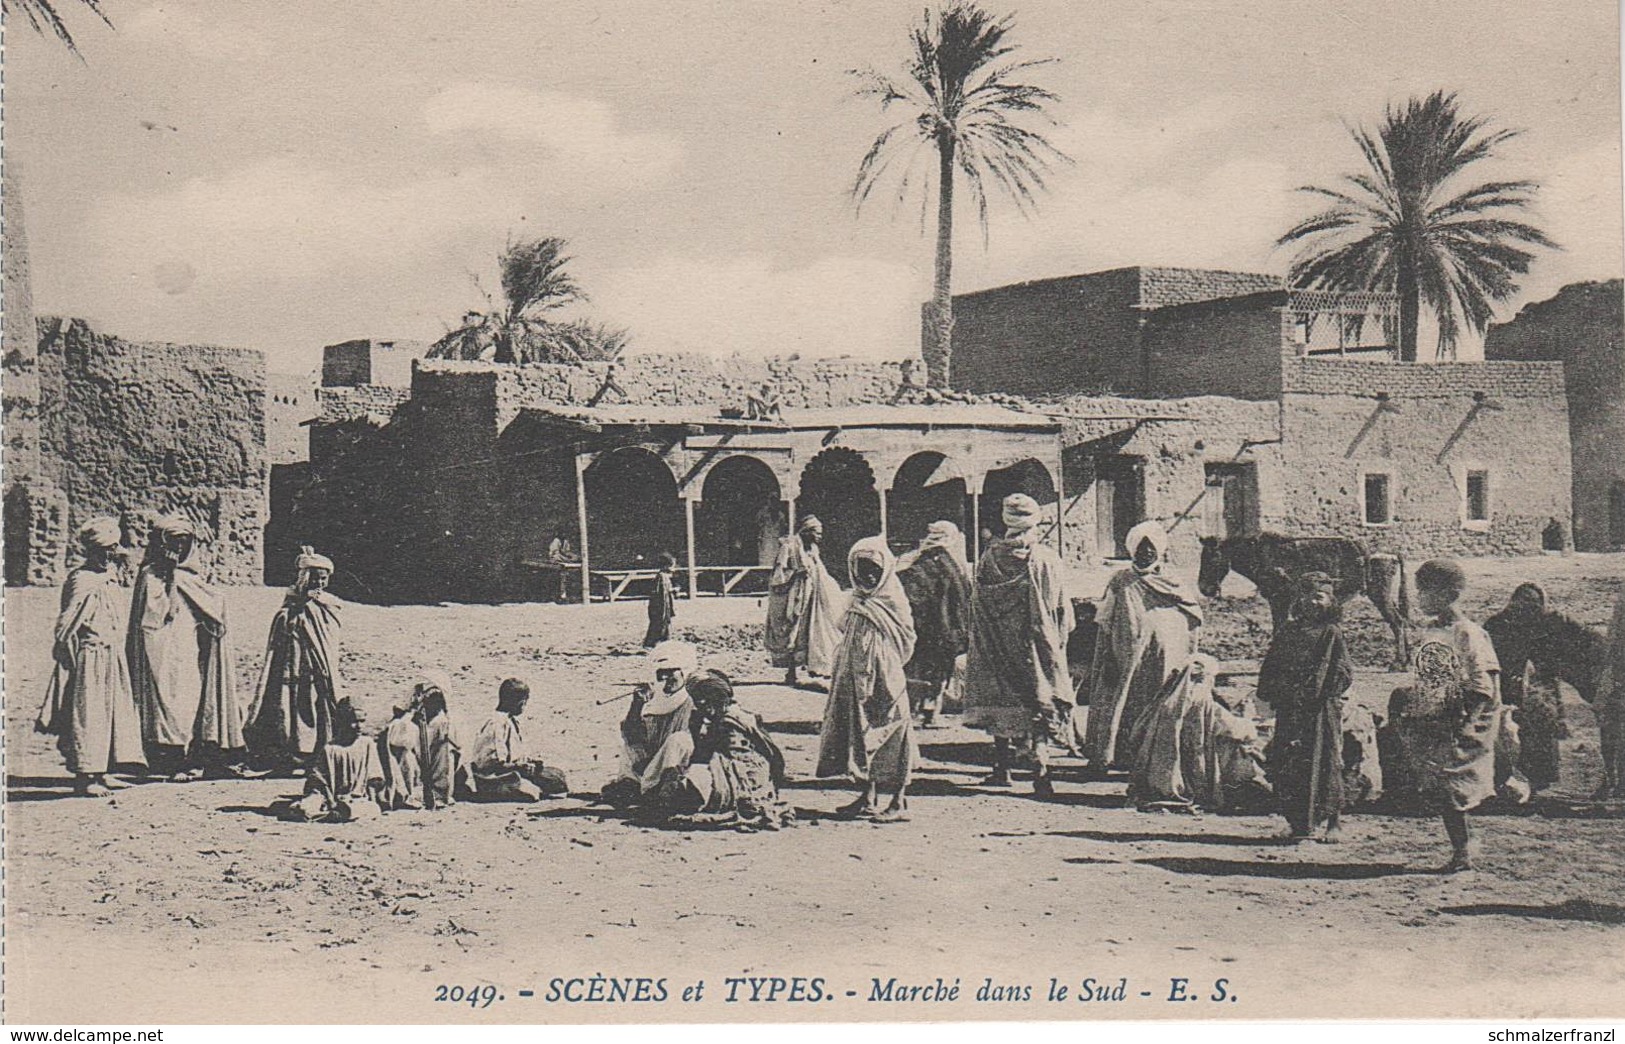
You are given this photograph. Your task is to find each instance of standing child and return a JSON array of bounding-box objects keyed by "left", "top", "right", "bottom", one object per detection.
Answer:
[
  {"left": 644, "top": 552, "right": 677, "bottom": 647},
  {"left": 1257, "top": 572, "right": 1355, "bottom": 841},
  {"left": 1392, "top": 559, "right": 1502, "bottom": 872}
]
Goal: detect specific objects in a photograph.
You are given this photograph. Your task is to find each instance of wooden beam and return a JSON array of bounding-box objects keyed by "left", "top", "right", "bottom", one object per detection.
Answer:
[{"left": 574, "top": 451, "right": 591, "bottom": 605}]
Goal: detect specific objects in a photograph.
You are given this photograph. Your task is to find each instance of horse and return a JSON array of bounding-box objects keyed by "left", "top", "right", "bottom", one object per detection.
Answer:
[{"left": 1198, "top": 533, "right": 1410, "bottom": 668}]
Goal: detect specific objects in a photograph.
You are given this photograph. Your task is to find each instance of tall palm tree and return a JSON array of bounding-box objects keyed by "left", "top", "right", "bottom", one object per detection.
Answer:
[
  {"left": 1279, "top": 91, "right": 1557, "bottom": 361},
  {"left": 431, "top": 236, "right": 627, "bottom": 364},
  {"left": 850, "top": 2, "right": 1068, "bottom": 387}
]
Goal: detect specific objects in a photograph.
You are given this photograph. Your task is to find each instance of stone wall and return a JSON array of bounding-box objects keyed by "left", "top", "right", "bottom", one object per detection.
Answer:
[
  {"left": 35, "top": 318, "right": 268, "bottom": 584},
  {"left": 1047, "top": 394, "right": 1283, "bottom": 566},
  {"left": 410, "top": 354, "right": 908, "bottom": 430},
  {"left": 950, "top": 268, "right": 1145, "bottom": 397},
  {"left": 267, "top": 372, "right": 317, "bottom": 465},
  {"left": 1142, "top": 294, "right": 1284, "bottom": 400},
  {"left": 1485, "top": 280, "right": 1624, "bottom": 550},
  {"left": 1277, "top": 355, "right": 1571, "bottom": 557}
]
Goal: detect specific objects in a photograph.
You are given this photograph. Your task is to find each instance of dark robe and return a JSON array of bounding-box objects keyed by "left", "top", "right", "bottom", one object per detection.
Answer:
[
  {"left": 898, "top": 546, "right": 971, "bottom": 691},
  {"left": 644, "top": 571, "right": 675, "bottom": 647},
  {"left": 964, "top": 537, "right": 1072, "bottom": 742},
  {"left": 1484, "top": 607, "right": 1562, "bottom": 792},
  {"left": 1258, "top": 616, "right": 1353, "bottom": 833},
  {"left": 245, "top": 588, "right": 344, "bottom": 762}
]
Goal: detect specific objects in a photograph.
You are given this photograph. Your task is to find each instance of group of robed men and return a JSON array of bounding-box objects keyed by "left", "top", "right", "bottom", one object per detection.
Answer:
[
  {"left": 38, "top": 514, "right": 570, "bottom": 821},
  {"left": 755, "top": 492, "right": 1625, "bottom": 868},
  {"left": 39, "top": 503, "right": 1625, "bottom": 859}
]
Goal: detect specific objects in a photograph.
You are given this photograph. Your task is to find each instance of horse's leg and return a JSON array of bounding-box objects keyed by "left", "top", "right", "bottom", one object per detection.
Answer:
[
  {"left": 1595, "top": 690, "right": 1623, "bottom": 800},
  {"left": 1368, "top": 565, "right": 1409, "bottom": 669}
]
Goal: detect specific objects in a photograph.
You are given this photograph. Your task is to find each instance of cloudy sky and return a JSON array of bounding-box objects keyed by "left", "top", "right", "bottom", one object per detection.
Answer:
[{"left": 8, "top": 0, "right": 1621, "bottom": 374}]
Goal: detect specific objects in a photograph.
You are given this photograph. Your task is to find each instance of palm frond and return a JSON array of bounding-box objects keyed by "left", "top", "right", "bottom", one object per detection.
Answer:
[
  {"left": 1280, "top": 91, "right": 1556, "bottom": 356},
  {"left": 5, "top": 0, "right": 110, "bottom": 55}
]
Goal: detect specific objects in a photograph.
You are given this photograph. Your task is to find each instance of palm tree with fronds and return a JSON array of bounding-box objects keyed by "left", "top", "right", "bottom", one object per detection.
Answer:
[
  {"left": 850, "top": 2, "right": 1068, "bottom": 388},
  {"left": 1279, "top": 91, "right": 1557, "bottom": 361},
  {"left": 431, "top": 236, "right": 627, "bottom": 364},
  {"left": 5, "top": 0, "right": 110, "bottom": 54}
]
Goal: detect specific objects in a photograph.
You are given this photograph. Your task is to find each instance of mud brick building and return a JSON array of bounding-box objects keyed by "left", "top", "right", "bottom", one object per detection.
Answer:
[
  {"left": 5, "top": 317, "right": 268, "bottom": 585},
  {"left": 1485, "top": 280, "right": 1624, "bottom": 551},
  {"left": 291, "top": 352, "right": 1062, "bottom": 603},
  {"left": 953, "top": 266, "right": 1574, "bottom": 564}
]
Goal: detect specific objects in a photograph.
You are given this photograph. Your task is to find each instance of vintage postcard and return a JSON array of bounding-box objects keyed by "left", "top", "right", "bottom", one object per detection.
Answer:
[{"left": 2, "top": 0, "right": 1622, "bottom": 1028}]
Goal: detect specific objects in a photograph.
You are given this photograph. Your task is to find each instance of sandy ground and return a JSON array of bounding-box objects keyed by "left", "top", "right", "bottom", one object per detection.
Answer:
[{"left": 4, "top": 554, "right": 1624, "bottom": 1024}]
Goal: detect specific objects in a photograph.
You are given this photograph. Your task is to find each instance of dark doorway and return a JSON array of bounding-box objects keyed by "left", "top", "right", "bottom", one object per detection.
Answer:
[
  {"left": 4, "top": 485, "right": 30, "bottom": 585},
  {"left": 797, "top": 447, "right": 880, "bottom": 584},
  {"left": 698, "top": 455, "right": 782, "bottom": 568},
  {"left": 980, "top": 458, "right": 1058, "bottom": 540},
  {"left": 1203, "top": 462, "right": 1260, "bottom": 541},
  {"left": 583, "top": 447, "right": 685, "bottom": 572},
  {"left": 888, "top": 452, "right": 969, "bottom": 558},
  {"left": 1096, "top": 455, "right": 1145, "bottom": 558}
]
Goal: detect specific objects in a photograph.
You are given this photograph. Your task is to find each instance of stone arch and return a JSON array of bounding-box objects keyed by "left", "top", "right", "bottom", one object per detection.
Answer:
[
  {"left": 797, "top": 446, "right": 880, "bottom": 584},
  {"left": 979, "top": 457, "right": 1058, "bottom": 538},
  {"left": 584, "top": 446, "right": 684, "bottom": 571},
  {"left": 698, "top": 454, "right": 783, "bottom": 569},
  {"left": 888, "top": 451, "right": 971, "bottom": 558}
]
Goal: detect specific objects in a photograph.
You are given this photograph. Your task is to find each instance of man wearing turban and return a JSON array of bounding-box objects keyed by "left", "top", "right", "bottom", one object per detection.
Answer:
[
  {"left": 764, "top": 514, "right": 842, "bottom": 686},
  {"left": 1257, "top": 571, "right": 1354, "bottom": 840},
  {"left": 897, "top": 520, "right": 972, "bottom": 727},
  {"left": 127, "top": 513, "right": 246, "bottom": 780},
  {"left": 964, "top": 493, "right": 1073, "bottom": 795},
  {"left": 1083, "top": 520, "right": 1203, "bottom": 772},
  {"left": 245, "top": 546, "right": 344, "bottom": 773},
  {"left": 602, "top": 640, "right": 701, "bottom": 807},
  {"left": 36, "top": 518, "right": 147, "bottom": 794}
]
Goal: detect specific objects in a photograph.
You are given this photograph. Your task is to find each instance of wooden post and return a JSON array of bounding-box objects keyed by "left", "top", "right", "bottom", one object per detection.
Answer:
[
  {"left": 574, "top": 450, "right": 591, "bottom": 605},
  {"left": 969, "top": 488, "right": 981, "bottom": 564},
  {"left": 684, "top": 496, "right": 698, "bottom": 600},
  {"left": 788, "top": 496, "right": 797, "bottom": 533},
  {"left": 879, "top": 487, "right": 889, "bottom": 546},
  {"left": 1055, "top": 453, "right": 1066, "bottom": 559}
]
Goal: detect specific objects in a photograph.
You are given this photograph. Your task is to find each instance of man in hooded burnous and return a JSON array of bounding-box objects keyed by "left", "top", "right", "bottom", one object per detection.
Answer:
[
  {"left": 897, "top": 520, "right": 972, "bottom": 728},
  {"left": 127, "top": 513, "right": 246, "bottom": 780},
  {"left": 36, "top": 518, "right": 147, "bottom": 795},
  {"left": 246, "top": 546, "right": 343, "bottom": 774},
  {"left": 964, "top": 494, "right": 1072, "bottom": 796},
  {"left": 764, "top": 514, "right": 842, "bottom": 687},
  {"left": 1083, "top": 521, "right": 1203, "bottom": 773}
]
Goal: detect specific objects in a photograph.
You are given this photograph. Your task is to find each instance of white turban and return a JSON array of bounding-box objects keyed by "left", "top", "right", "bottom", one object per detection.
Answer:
[
  {"left": 650, "top": 640, "right": 699, "bottom": 678},
  {"left": 1002, "top": 493, "right": 1042, "bottom": 533},
  {"left": 78, "top": 517, "right": 121, "bottom": 552},
  {"left": 295, "top": 545, "right": 335, "bottom": 573}
]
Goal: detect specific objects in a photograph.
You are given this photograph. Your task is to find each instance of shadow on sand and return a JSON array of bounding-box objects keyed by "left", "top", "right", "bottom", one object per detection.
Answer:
[
  {"left": 1136, "top": 855, "right": 1428, "bottom": 880},
  {"left": 1052, "top": 828, "right": 1296, "bottom": 847},
  {"left": 1439, "top": 899, "right": 1625, "bottom": 925}
]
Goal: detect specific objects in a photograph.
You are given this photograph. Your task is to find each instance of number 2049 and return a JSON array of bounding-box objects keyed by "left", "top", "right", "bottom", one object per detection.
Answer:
[{"left": 434, "top": 984, "right": 500, "bottom": 1008}]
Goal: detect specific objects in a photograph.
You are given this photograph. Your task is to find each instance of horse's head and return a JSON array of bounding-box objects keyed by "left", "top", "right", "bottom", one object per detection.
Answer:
[{"left": 1197, "top": 536, "right": 1228, "bottom": 599}]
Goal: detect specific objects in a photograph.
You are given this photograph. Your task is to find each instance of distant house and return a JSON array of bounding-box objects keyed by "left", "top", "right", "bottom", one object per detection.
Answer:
[
  {"left": 1485, "top": 279, "right": 1625, "bottom": 551},
  {"left": 950, "top": 266, "right": 1573, "bottom": 562}
]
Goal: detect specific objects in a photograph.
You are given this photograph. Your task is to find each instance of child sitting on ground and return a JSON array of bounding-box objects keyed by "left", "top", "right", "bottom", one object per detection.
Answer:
[{"left": 289, "top": 698, "right": 384, "bottom": 822}]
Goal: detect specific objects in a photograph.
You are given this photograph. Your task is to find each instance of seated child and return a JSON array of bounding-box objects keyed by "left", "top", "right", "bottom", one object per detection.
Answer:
[
  {"left": 468, "top": 678, "right": 569, "bottom": 802},
  {"left": 289, "top": 698, "right": 384, "bottom": 822}
]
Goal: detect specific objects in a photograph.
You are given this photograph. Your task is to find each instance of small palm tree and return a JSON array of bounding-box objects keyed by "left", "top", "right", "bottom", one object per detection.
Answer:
[
  {"left": 1279, "top": 91, "right": 1557, "bottom": 361},
  {"left": 850, "top": 2, "right": 1068, "bottom": 387},
  {"left": 4, "top": 0, "right": 110, "bottom": 53},
  {"left": 431, "top": 237, "right": 627, "bottom": 364}
]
